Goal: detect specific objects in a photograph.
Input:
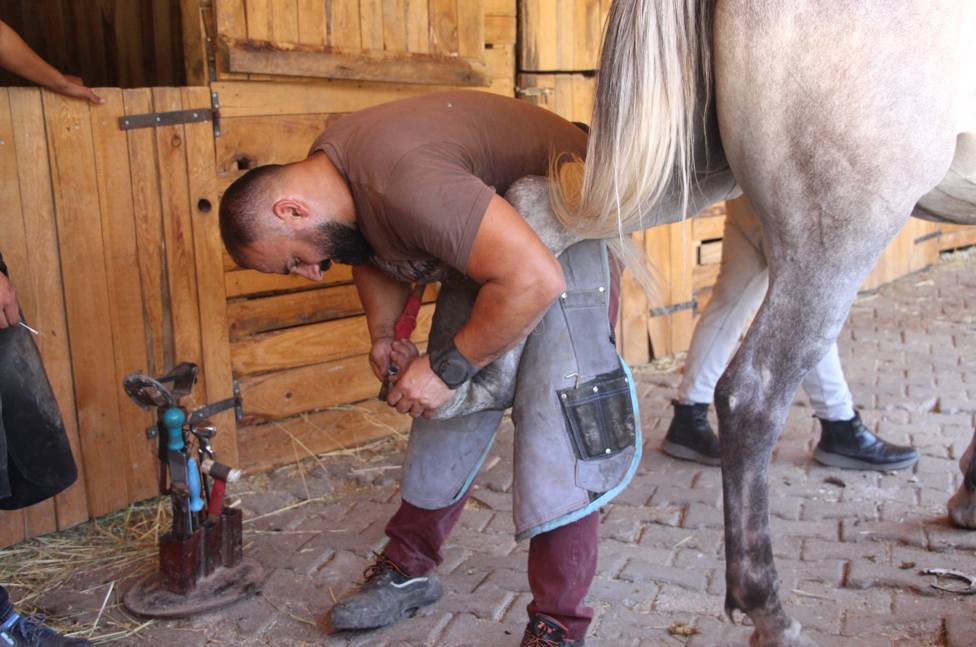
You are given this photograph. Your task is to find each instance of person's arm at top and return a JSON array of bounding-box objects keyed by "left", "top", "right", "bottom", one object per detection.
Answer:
[
  {"left": 0, "top": 20, "right": 103, "bottom": 104},
  {"left": 353, "top": 263, "right": 412, "bottom": 381},
  {"left": 387, "top": 194, "right": 565, "bottom": 416}
]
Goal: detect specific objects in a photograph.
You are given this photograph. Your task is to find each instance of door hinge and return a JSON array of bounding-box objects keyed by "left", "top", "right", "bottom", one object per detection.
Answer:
[{"left": 118, "top": 91, "right": 221, "bottom": 137}]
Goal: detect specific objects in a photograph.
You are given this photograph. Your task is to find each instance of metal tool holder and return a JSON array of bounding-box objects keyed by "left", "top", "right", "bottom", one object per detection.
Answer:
[{"left": 120, "top": 362, "right": 263, "bottom": 618}]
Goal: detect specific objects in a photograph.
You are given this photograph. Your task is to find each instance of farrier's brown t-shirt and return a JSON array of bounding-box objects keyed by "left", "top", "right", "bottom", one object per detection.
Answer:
[{"left": 308, "top": 90, "right": 587, "bottom": 283}]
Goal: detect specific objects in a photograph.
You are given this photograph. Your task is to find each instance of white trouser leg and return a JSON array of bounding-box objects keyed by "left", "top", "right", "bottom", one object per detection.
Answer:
[
  {"left": 677, "top": 199, "right": 769, "bottom": 404},
  {"left": 799, "top": 344, "right": 855, "bottom": 421}
]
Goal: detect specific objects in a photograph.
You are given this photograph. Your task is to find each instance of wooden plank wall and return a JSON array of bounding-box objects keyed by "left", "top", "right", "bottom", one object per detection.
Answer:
[
  {"left": 0, "top": 86, "right": 233, "bottom": 548},
  {"left": 0, "top": 1, "right": 186, "bottom": 88},
  {"left": 213, "top": 0, "right": 492, "bottom": 86},
  {"left": 208, "top": 0, "right": 519, "bottom": 473}
]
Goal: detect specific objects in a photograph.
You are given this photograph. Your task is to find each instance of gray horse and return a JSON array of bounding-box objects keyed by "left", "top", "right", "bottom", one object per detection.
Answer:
[{"left": 551, "top": 2, "right": 976, "bottom": 645}]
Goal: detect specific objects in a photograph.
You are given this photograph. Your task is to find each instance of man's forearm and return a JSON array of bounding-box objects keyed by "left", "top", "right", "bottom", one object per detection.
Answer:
[
  {"left": 353, "top": 264, "right": 411, "bottom": 340},
  {"left": 452, "top": 276, "right": 562, "bottom": 368}
]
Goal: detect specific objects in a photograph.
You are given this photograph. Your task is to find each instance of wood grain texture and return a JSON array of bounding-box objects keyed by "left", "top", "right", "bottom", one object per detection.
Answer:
[
  {"left": 212, "top": 80, "right": 457, "bottom": 117},
  {"left": 183, "top": 86, "right": 240, "bottom": 465},
  {"left": 297, "top": 0, "right": 326, "bottom": 45},
  {"left": 428, "top": 0, "right": 459, "bottom": 55},
  {"left": 619, "top": 232, "right": 649, "bottom": 365},
  {"left": 7, "top": 88, "right": 90, "bottom": 531},
  {"left": 223, "top": 37, "right": 490, "bottom": 86},
  {"left": 124, "top": 89, "right": 172, "bottom": 377},
  {"left": 152, "top": 88, "right": 208, "bottom": 406},
  {"left": 225, "top": 265, "right": 353, "bottom": 298},
  {"left": 228, "top": 283, "right": 364, "bottom": 338},
  {"left": 43, "top": 91, "right": 130, "bottom": 516},
  {"left": 88, "top": 88, "right": 158, "bottom": 503}
]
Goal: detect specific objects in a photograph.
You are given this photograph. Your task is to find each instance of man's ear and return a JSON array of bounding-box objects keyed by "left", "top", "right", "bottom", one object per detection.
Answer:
[{"left": 271, "top": 198, "right": 310, "bottom": 229}]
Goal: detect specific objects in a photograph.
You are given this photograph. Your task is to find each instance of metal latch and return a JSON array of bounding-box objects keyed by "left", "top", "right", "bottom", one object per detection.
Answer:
[
  {"left": 118, "top": 91, "right": 221, "bottom": 137},
  {"left": 649, "top": 300, "right": 696, "bottom": 317},
  {"left": 515, "top": 87, "right": 554, "bottom": 98}
]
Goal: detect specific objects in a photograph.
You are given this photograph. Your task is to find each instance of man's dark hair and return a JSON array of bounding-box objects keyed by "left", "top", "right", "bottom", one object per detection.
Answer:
[{"left": 219, "top": 164, "right": 284, "bottom": 264}]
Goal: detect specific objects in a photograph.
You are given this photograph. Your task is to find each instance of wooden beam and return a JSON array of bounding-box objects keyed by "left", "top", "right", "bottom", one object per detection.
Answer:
[
  {"left": 224, "top": 265, "right": 353, "bottom": 298},
  {"left": 229, "top": 283, "right": 364, "bottom": 338},
  {"left": 231, "top": 304, "right": 434, "bottom": 375},
  {"left": 221, "top": 36, "right": 490, "bottom": 86},
  {"left": 212, "top": 79, "right": 458, "bottom": 117}
]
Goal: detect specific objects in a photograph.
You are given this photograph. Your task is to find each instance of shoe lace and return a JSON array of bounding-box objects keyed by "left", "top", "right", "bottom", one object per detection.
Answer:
[
  {"left": 14, "top": 613, "right": 67, "bottom": 645},
  {"left": 362, "top": 552, "right": 407, "bottom": 582},
  {"left": 522, "top": 619, "right": 561, "bottom": 647}
]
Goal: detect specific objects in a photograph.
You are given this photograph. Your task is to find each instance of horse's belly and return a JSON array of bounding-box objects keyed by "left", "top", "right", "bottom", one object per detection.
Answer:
[{"left": 916, "top": 132, "right": 976, "bottom": 225}]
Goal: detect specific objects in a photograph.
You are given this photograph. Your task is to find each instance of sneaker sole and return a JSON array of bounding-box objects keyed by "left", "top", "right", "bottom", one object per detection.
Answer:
[
  {"left": 813, "top": 448, "right": 918, "bottom": 471},
  {"left": 662, "top": 441, "right": 722, "bottom": 466}
]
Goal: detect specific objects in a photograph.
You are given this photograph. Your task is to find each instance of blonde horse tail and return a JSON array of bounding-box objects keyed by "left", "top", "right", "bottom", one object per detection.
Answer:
[{"left": 551, "top": 0, "right": 711, "bottom": 264}]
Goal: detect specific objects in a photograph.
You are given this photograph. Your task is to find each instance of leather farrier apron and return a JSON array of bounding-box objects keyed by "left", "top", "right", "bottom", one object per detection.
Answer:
[
  {"left": 400, "top": 177, "right": 642, "bottom": 540},
  {"left": 0, "top": 257, "right": 77, "bottom": 510}
]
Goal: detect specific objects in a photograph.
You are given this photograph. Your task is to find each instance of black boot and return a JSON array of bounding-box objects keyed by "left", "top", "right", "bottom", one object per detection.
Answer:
[
  {"left": 814, "top": 411, "right": 918, "bottom": 471},
  {"left": 330, "top": 552, "right": 443, "bottom": 630},
  {"left": 0, "top": 611, "right": 92, "bottom": 647},
  {"left": 662, "top": 401, "right": 722, "bottom": 466},
  {"left": 520, "top": 614, "right": 585, "bottom": 646}
]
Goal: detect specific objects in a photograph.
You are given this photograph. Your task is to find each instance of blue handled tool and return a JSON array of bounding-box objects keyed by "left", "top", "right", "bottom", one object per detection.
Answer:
[{"left": 187, "top": 458, "right": 205, "bottom": 514}]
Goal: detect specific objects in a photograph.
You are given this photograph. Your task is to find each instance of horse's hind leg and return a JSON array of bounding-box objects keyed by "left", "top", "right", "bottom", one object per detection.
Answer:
[
  {"left": 948, "top": 431, "right": 976, "bottom": 528},
  {"left": 715, "top": 211, "right": 900, "bottom": 646},
  {"left": 713, "top": 3, "right": 967, "bottom": 643}
]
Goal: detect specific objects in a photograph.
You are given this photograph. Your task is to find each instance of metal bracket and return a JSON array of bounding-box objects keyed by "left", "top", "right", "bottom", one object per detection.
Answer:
[
  {"left": 187, "top": 379, "right": 242, "bottom": 425},
  {"left": 118, "top": 91, "right": 221, "bottom": 137},
  {"left": 650, "top": 300, "right": 696, "bottom": 318}
]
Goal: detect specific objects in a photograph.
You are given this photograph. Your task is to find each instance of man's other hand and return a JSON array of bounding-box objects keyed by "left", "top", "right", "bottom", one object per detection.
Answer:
[
  {"left": 386, "top": 355, "right": 454, "bottom": 418},
  {"left": 54, "top": 74, "right": 104, "bottom": 104},
  {"left": 0, "top": 273, "right": 21, "bottom": 330},
  {"left": 368, "top": 336, "right": 395, "bottom": 381}
]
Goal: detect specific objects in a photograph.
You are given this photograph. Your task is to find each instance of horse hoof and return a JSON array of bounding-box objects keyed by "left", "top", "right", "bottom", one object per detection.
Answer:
[
  {"left": 748, "top": 620, "right": 821, "bottom": 647},
  {"left": 948, "top": 486, "right": 976, "bottom": 529}
]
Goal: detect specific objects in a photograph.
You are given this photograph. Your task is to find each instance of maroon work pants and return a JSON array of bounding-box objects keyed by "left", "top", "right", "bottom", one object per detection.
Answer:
[{"left": 384, "top": 492, "right": 598, "bottom": 641}]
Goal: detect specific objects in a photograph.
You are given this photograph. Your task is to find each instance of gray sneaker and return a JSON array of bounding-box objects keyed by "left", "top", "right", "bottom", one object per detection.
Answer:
[
  {"left": 0, "top": 612, "right": 92, "bottom": 647},
  {"left": 330, "top": 553, "right": 444, "bottom": 630}
]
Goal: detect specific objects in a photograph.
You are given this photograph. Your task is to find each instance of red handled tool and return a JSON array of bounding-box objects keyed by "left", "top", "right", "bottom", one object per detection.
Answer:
[
  {"left": 202, "top": 459, "right": 242, "bottom": 519},
  {"left": 378, "top": 283, "right": 426, "bottom": 401}
]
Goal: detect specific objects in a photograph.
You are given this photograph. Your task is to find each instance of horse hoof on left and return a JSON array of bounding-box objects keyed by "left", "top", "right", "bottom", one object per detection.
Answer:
[
  {"left": 749, "top": 620, "right": 821, "bottom": 647},
  {"left": 948, "top": 486, "right": 976, "bottom": 529}
]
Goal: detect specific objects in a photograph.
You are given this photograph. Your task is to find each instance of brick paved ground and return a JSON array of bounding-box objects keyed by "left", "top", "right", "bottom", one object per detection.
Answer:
[{"left": 25, "top": 251, "right": 976, "bottom": 646}]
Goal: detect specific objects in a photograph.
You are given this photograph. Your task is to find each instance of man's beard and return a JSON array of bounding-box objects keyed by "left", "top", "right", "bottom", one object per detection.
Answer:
[{"left": 309, "top": 221, "right": 374, "bottom": 266}]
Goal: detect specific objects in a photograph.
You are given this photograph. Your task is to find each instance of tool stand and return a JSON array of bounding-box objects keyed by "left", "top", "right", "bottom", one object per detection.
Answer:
[{"left": 120, "top": 363, "right": 263, "bottom": 619}]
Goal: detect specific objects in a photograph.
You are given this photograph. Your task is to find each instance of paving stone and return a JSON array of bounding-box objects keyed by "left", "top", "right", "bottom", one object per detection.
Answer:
[{"left": 618, "top": 557, "right": 709, "bottom": 592}]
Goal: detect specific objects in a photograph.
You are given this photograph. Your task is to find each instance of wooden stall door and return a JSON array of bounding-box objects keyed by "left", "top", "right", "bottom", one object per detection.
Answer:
[
  {"left": 0, "top": 86, "right": 234, "bottom": 548},
  {"left": 214, "top": 0, "right": 490, "bottom": 86}
]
